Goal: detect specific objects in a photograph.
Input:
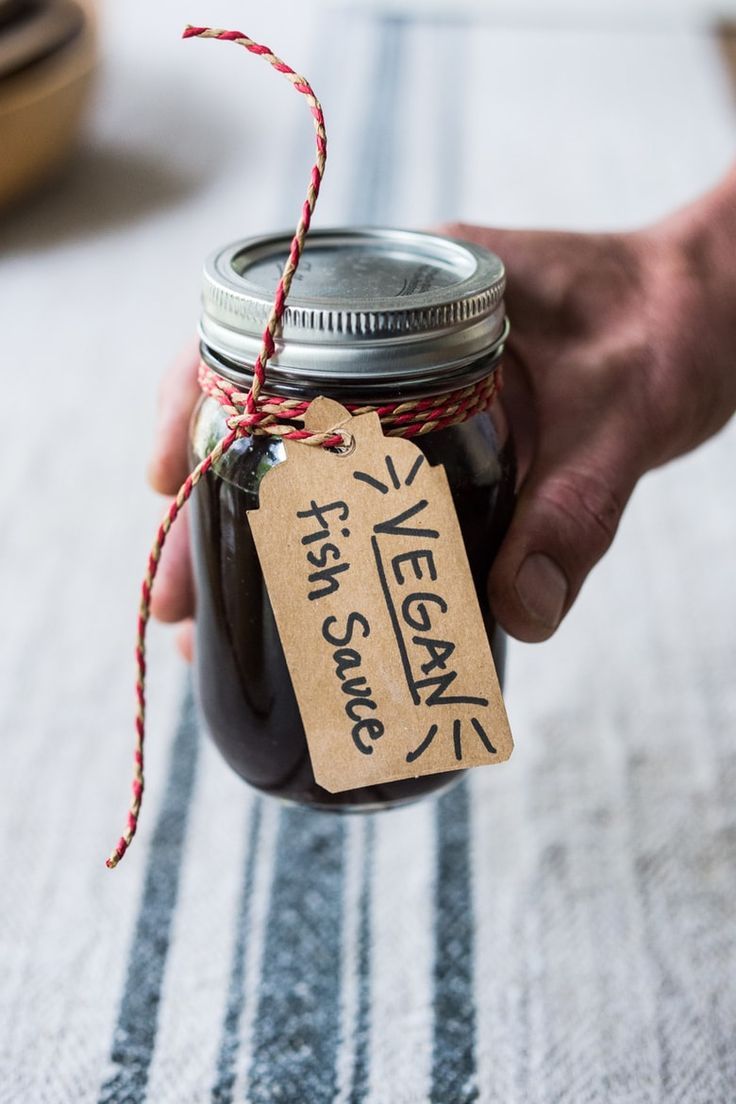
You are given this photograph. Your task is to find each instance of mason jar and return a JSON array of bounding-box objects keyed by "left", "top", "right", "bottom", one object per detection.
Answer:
[{"left": 189, "top": 228, "right": 516, "bottom": 810}]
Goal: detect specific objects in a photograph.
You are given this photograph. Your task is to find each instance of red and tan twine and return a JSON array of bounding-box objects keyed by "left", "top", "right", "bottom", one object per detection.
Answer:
[
  {"left": 198, "top": 361, "right": 501, "bottom": 439},
  {"left": 106, "top": 25, "right": 501, "bottom": 868}
]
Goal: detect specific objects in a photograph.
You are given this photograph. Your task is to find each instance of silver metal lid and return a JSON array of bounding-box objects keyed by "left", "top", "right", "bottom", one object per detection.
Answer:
[{"left": 200, "top": 227, "right": 506, "bottom": 395}]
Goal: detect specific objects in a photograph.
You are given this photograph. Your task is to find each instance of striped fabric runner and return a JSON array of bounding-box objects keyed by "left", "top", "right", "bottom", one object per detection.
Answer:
[
  {"left": 97, "top": 687, "right": 482, "bottom": 1104},
  {"left": 2, "top": 7, "right": 735, "bottom": 1103}
]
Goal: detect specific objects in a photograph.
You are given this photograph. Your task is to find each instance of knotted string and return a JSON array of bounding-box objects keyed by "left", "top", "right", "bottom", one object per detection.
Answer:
[
  {"left": 106, "top": 25, "right": 334, "bottom": 869},
  {"left": 198, "top": 360, "right": 502, "bottom": 439},
  {"left": 107, "top": 25, "right": 502, "bottom": 868}
]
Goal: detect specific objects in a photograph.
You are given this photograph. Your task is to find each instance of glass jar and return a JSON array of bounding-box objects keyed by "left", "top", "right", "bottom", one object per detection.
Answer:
[{"left": 190, "top": 228, "right": 516, "bottom": 810}]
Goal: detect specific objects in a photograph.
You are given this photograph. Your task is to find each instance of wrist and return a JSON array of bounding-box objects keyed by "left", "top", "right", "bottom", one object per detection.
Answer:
[{"left": 665, "top": 166, "right": 736, "bottom": 304}]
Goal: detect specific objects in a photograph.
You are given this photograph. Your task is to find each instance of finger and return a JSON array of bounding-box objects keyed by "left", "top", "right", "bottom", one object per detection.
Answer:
[
  {"left": 149, "top": 502, "right": 195, "bottom": 624},
  {"left": 147, "top": 338, "right": 201, "bottom": 495},
  {"left": 488, "top": 436, "right": 642, "bottom": 643},
  {"left": 438, "top": 222, "right": 553, "bottom": 282},
  {"left": 438, "top": 221, "right": 569, "bottom": 273},
  {"left": 175, "top": 620, "right": 194, "bottom": 664},
  {"left": 439, "top": 221, "right": 534, "bottom": 257},
  {"left": 437, "top": 222, "right": 585, "bottom": 320}
]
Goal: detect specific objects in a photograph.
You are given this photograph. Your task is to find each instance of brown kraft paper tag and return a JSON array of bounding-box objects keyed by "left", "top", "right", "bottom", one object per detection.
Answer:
[{"left": 247, "top": 397, "right": 513, "bottom": 792}]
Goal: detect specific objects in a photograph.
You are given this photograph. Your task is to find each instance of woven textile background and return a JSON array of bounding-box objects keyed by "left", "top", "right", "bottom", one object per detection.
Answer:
[{"left": 1, "top": 3, "right": 735, "bottom": 1102}]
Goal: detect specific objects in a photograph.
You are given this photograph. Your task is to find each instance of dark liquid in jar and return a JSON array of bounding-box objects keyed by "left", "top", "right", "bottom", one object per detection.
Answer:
[{"left": 190, "top": 407, "right": 516, "bottom": 809}]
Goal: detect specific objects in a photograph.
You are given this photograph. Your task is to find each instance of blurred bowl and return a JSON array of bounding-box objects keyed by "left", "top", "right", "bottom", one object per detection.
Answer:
[
  {"left": 0, "top": 0, "right": 85, "bottom": 80},
  {"left": 0, "top": 0, "right": 35, "bottom": 33},
  {"left": 0, "top": 0, "right": 96, "bottom": 211}
]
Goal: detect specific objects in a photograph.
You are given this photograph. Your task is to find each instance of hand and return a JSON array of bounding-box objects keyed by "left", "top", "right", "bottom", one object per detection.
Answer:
[
  {"left": 148, "top": 173, "right": 736, "bottom": 652},
  {"left": 444, "top": 175, "right": 736, "bottom": 640},
  {"left": 147, "top": 340, "right": 200, "bottom": 662}
]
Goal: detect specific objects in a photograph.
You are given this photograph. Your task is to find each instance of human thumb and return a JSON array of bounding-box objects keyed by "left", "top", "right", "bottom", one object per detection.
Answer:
[{"left": 488, "top": 445, "right": 640, "bottom": 643}]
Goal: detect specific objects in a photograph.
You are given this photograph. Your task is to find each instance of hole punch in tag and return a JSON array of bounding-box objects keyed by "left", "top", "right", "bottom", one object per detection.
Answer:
[{"left": 247, "top": 397, "right": 513, "bottom": 793}]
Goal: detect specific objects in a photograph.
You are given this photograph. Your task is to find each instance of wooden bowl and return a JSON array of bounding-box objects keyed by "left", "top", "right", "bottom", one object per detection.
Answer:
[{"left": 0, "top": 0, "right": 97, "bottom": 210}]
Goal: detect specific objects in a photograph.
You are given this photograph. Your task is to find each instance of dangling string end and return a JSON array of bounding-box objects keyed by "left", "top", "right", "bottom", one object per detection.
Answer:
[{"left": 106, "top": 25, "right": 330, "bottom": 868}]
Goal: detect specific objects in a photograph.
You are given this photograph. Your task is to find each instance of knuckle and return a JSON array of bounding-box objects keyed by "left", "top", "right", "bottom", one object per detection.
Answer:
[{"left": 538, "top": 469, "right": 624, "bottom": 557}]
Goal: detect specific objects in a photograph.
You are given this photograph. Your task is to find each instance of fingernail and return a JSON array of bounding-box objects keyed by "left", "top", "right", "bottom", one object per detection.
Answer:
[{"left": 514, "top": 553, "right": 568, "bottom": 630}]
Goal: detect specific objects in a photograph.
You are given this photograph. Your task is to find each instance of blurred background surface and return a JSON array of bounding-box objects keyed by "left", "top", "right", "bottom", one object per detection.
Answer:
[{"left": 1, "top": 2, "right": 734, "bottom": 1101}]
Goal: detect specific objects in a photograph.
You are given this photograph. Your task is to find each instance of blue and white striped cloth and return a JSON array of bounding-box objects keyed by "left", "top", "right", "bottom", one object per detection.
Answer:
[
  {"left": 98, "top": 695, "right": 485, "bottom": 1104},
  {"left": 2, "top": 4, "right": 735, "bottom": 1102}
]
